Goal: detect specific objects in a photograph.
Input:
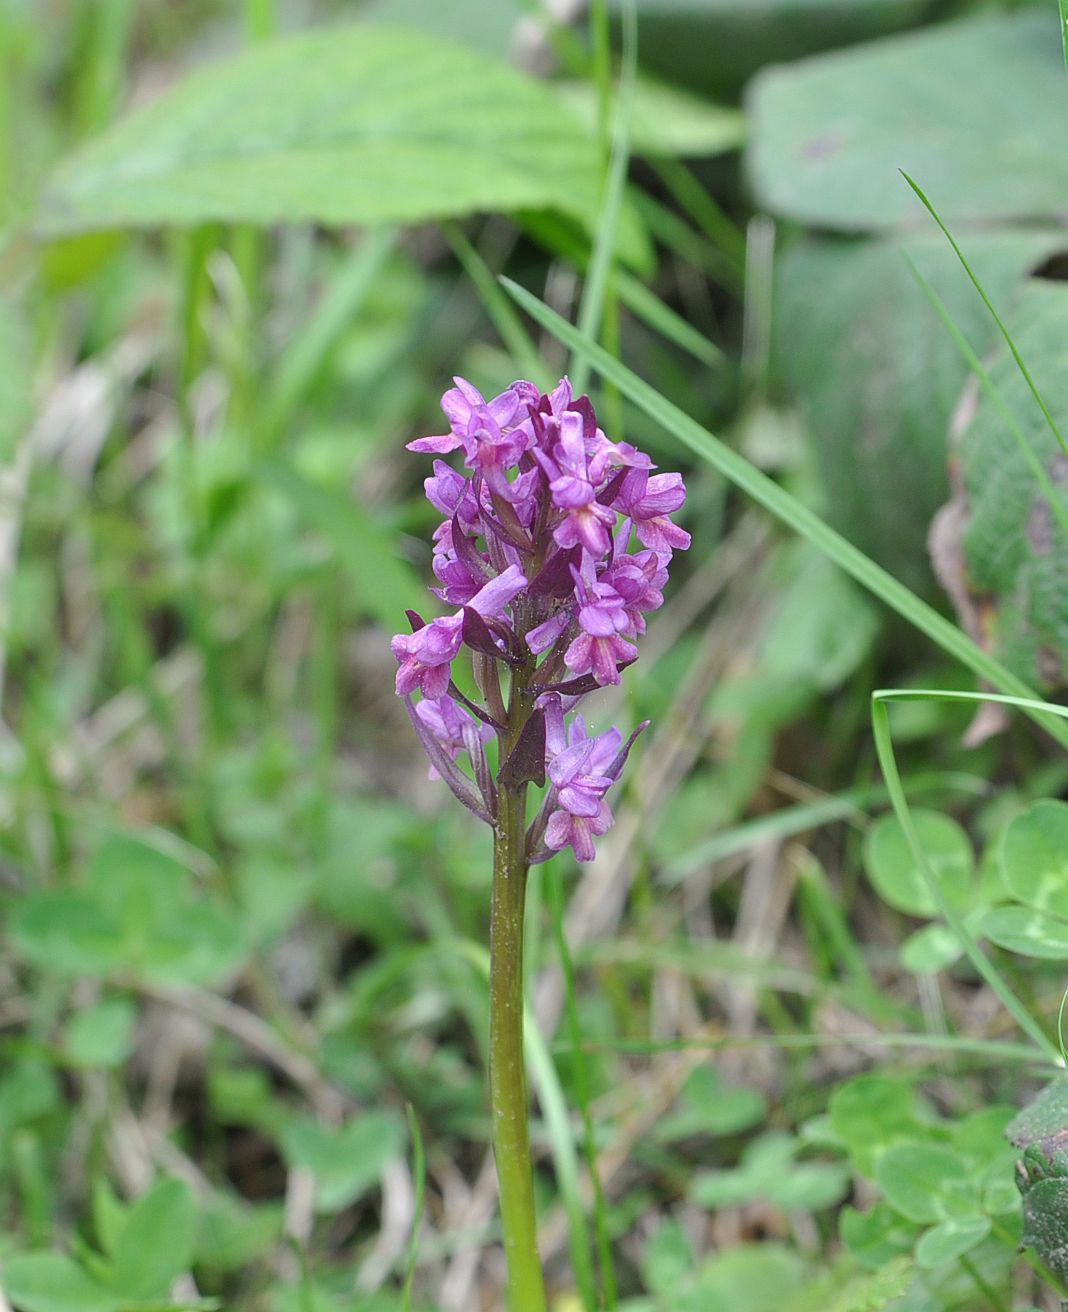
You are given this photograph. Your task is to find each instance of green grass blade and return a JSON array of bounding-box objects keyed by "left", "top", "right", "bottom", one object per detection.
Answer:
[
  {"left": 499, "top": 276, "right": 1068, "bottom": 751},
  {"left": 871, "top": 690, "right": 1060, "bottom": 1063},
  {"left": 614, "top": 269, "right": 721, "bottom": 366},
  {"left": 902, "top": 249, "right": 1068, "bottom": 541},
  {"left": 902, "top": 171, "right": 1068, "bottom": 459},
  {"left": 555, "top": 1031, "right": 1054, "bottom": 1066},
  {"left": 1061, "top": 0, "right": 1068, "bottom": 72},
  {"left": 401, "top": 1105, "right": 427, "bottom": 1312},
  {"left": 570, "top": 0, "right": 636, "bottom": 395},
  {"left": 442, "top": 221, "right": 546, "bottom": 386},
  {"left": 262, "top": 226, "right": 395, "bottom": 446},
  {"left": 661, "top": 771, "right": 989, "bottom": 884},
  {"left": 651, "top": 156, "right": 747, "bottom": 273},
  {"left": 548, "top": 862, "right": 617, "bottom": 1309}
]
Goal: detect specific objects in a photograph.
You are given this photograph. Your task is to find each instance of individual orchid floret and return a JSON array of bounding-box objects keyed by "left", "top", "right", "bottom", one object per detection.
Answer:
[
  {"left": 614, "top": 469, "right": 692, "bottom": 553},
  {"left": 415, "top": 695, "right": 494, "bottom": 780},
  {"left": 407, "top": 378, "right": 521, "bottom": 454},
  {"left": 532, "top": 696, "right": 648, "bottom": 862},
  {"left": 392, "top": 564, "right": 526, "bottom": 698}
]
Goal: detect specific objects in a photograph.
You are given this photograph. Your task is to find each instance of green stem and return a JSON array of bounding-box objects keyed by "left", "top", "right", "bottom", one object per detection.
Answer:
[{"left": 490, "top": 662, "right": 547, "bottom": 1312}]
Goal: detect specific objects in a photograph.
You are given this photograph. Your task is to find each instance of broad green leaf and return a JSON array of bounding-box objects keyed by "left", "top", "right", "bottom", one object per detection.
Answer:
[
  {"left": 111, "top": 1178, "right": 198, "bottom": 1300},
  {"left": 773, "top": 231, "right": 1061, "bottom": 589},
  {"left": 557, "top": 77, "right": 745, "bottom": 159},
  {"left": 85, "top": 834, "right": 244, "bottom": 985},
  {"left": 1002, "top": 800, "right": 1068, "bottom": 915},
  {"left": 952, "top": 1106, "right": 1016, "bottom": 1167},
  {"left": 64, "top": 998, "right": 136, "bottom": 1069},
  {"left": 864, "top": 810, "right": 972, "bottom": 919},
  {"left": 280, "top": 1111, "right": 406, "bottom": 1214},
  {"left": 876, "top": 1145, "right": 978, "bottom": 1226},
  {"left": 12, "top": 835, "right": 244, "bottom": 985},
  {"left": 91, "top": 1179, "right": 128, "bottom": 1260},
  {"left": 0, "top": 1254, "right": 119, "bottom": 1312},
  {"left": 914, "top": 1217, "right": 990, "bottom": 1269},
  {"left": 38, "top": 27, "right": 600, "bottom": 237},
  {"left": 952, "top": 283, "right": 1068, "bottom": 686},
  {"left": 0, "top": 1061, "right": 61, "bottom": 1132},
  {"left": 749, "top": 13, "right": 1068, "bottom": 231},
  {"left": 613, "top": 0, "right": 925, "bottom": 100},
  {"left": 979, "top": 905, "right": 1068, "bottom": 960}
]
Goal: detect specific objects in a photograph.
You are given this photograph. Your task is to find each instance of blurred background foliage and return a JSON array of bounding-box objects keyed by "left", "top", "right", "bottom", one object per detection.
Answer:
[{"left": 1, "top": 0, "right": 1068, "bottom": 1309}]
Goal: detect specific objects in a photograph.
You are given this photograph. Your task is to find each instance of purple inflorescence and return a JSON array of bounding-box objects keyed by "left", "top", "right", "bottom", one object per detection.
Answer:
[{"left": 392, "top": 376, "right": 689, "bottom": 862}]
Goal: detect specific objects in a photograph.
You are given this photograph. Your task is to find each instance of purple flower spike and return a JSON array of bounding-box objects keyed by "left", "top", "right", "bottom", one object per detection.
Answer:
[{"left": 393, "top": 374, "right": 687, "bottom": 862}]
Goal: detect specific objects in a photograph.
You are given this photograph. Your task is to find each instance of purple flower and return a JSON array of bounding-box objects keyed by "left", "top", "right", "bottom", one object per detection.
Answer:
[
  {"left": 560, "top": 556, "right": 637, "bottom": 685},
  {"left": 540, "top": 706, "right": 621, "bottom": 862},
  {"left": 600, "top": 550, "right": 668, "bottom": 635},
  {"left": 395, "top": 374, "right": 683, "bottom": 863},
  {"left": 391, "top": 564, "right": 526, "bottom": 698},
  {"left": 409, "top": 380, "right": 529, "bottom": 501},
  {"left": 533, "top": 412, "right": 617, "bottom": 556},
  {"left": 614, "top": 469, "right": 691, "bottom": 553},
  {"left": 415, "top": 695, "right": 493, "bottom": 780}
]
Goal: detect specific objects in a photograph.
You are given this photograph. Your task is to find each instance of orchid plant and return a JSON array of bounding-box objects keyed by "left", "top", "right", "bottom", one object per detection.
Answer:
[{"left": 392, "top": 376, "right": 688, "bottom": 1309}]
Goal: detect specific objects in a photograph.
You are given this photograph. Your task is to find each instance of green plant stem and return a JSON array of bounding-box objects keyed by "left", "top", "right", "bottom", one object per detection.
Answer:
[{"left": 490, "top": 660, "right": 547, "bottom": 1312}]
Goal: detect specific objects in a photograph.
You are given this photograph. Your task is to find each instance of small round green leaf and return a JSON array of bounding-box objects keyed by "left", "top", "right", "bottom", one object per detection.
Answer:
[
  {"left": 915, "top": 1217, "right": 991, "bottom": 1269},
  {"left": 979, "top": 905, "right": 1068, "bottom": 959},
  {"left": 876, "top": 1145, "right": 978, "bottom": 1225},
  {"left": 899, "top": 923, "right": 963, "bottom": 974},
  {"left": 63, "top": 999, "right": 136, "bottom": 1070},
  {"left": 1001, "top": 800, "right": 1068, "bottom": 918},
  {"left": 864, "top": 810, "right": 972, "bottom": 917}
]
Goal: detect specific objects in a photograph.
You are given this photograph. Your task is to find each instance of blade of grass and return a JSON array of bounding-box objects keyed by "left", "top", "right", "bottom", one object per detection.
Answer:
[
  {"left": 903, "top": 249, "right": 1068, "bottom": 541},
  {"left": 661, "top": 770, "right": 990, "bottom": 884},
  {"left": 614, "top": 270, "right": 721, "bottom": 366},
  {"left": 401, "top": 1105, "right": 427, "bottom": 1312},
  {"left": 499, "top": 276, "right": 1068, "bottom": 752},
  {"left": 520, "top": 210, "right": 721, "bottom": 366},
  {"left": 441, "top": 222, "right": 546, "bottom": 385},
  {"left": 903, "top": 171, "right": 1068, "bottom": 460},
  {"left": 872, "top": 688, "right": 1065, "bottom": 1063},
  {"left": 261, "top": 226, "right": 395, "bottom": 448},
  {"left": 547, "top": 862, "right": 617, "bottom": 1310},
  {"left": 629, "top": 188, "right": 742, "bottom": 292},
  {"left": 651, "top": 157, "right": 747, "bottom": 275},
  {"left": 570, "top": 0, "right": 636, "bottom": 397},
  {"left": 555, "top": 1030, "right": 1054, "bottom": 1065},
  {"left": 1061, "top": 0, "right": 1068, "bottom": 71}
]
